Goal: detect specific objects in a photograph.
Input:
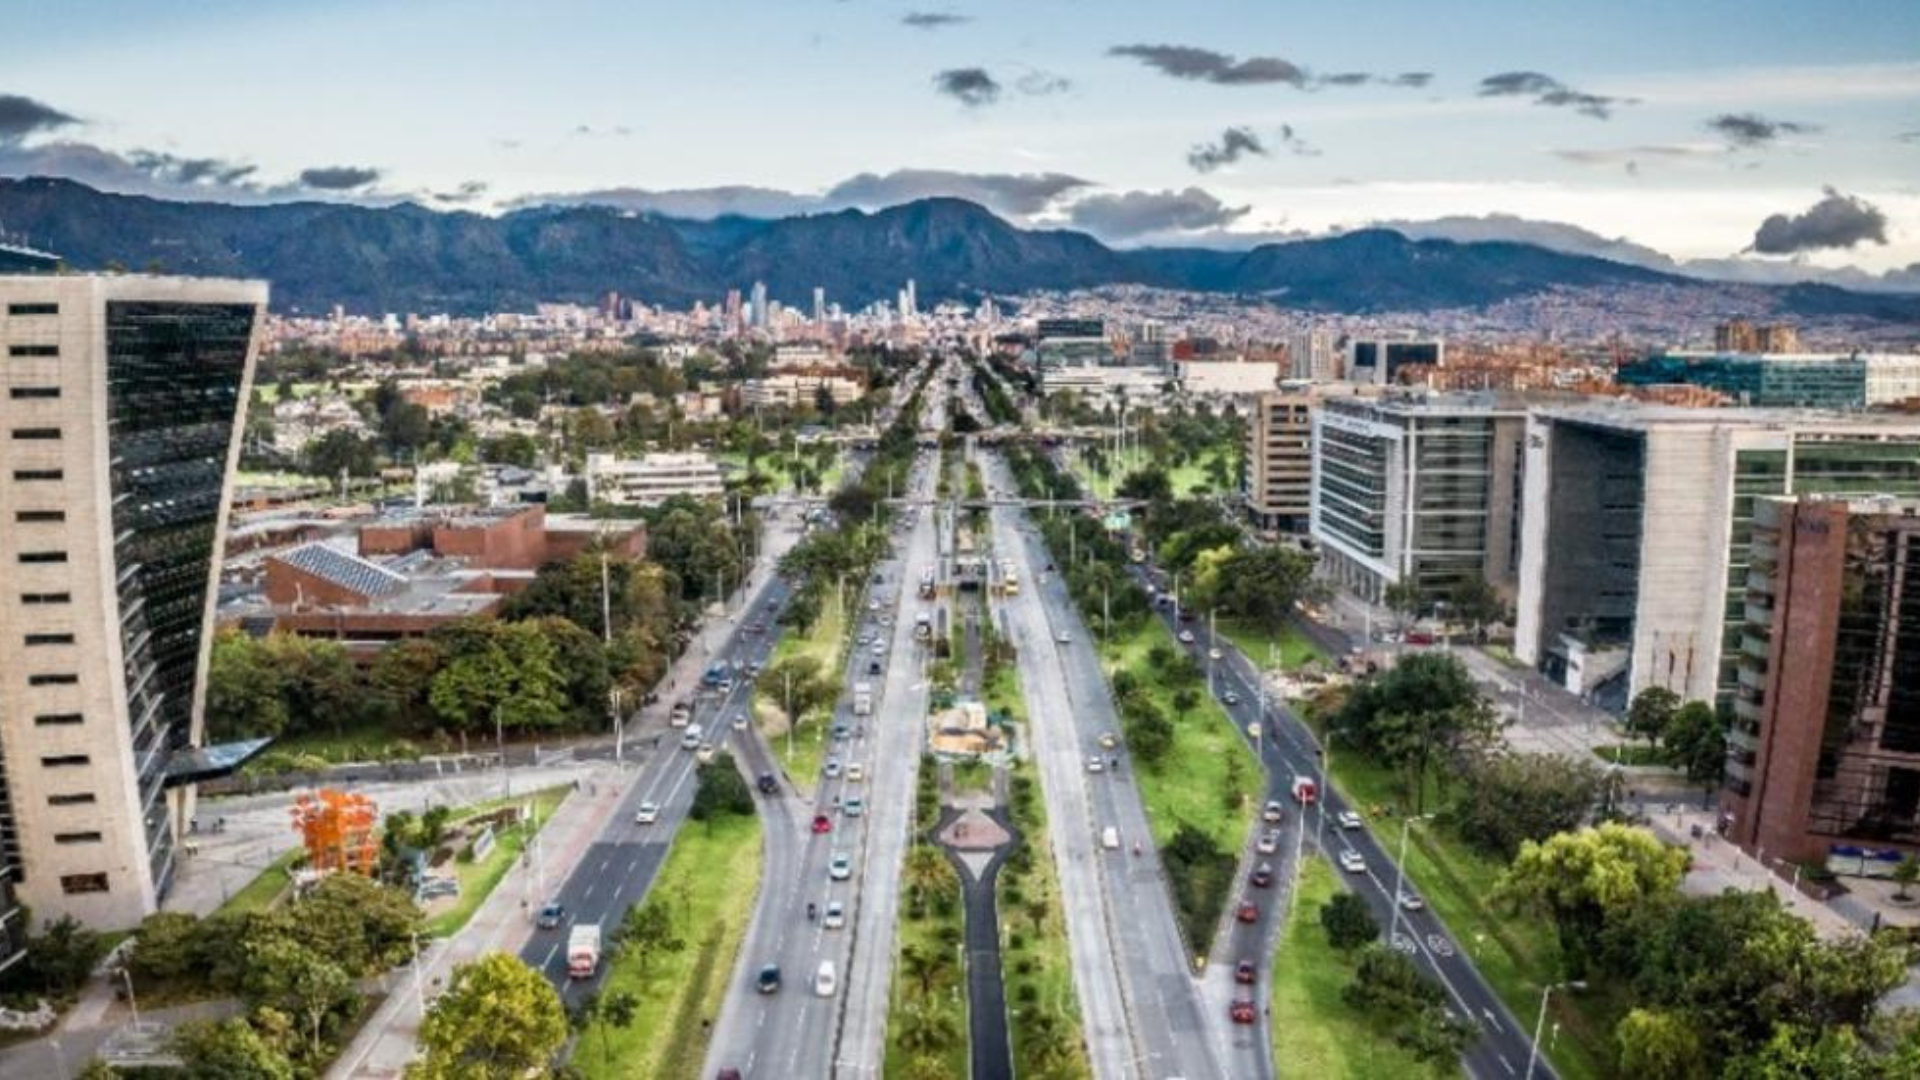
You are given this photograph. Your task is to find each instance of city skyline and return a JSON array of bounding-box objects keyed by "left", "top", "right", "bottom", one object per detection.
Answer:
[{"left": 1, "top": 0, "right": 1917, "bottom": 281}]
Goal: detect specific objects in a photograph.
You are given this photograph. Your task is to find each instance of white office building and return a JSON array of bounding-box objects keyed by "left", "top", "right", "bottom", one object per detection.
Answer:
[{"left": 585, "top": 452, "right": 726, "bottom": 506}]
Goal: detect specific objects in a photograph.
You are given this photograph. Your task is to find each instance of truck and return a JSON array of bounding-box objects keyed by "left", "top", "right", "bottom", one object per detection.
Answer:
[
  {"left": 567, "top": 925, "right": 602, "bottom": 979},
  {"left": 1291, "top": 775, "right": 1319, "bottom": 805},
  {"left": 669, "top": 701, "right": 692, "bottom": 728},
  {"left": 918, "top": 568, "right": 936, "bottom": 599},
  {"left": 853, "top": 682, "right": 874, "bottom": 716}
]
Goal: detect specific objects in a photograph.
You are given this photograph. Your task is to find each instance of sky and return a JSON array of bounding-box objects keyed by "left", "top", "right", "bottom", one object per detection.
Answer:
[{"left": 2, "top": 0, "right": 1918, "bottom": 284}]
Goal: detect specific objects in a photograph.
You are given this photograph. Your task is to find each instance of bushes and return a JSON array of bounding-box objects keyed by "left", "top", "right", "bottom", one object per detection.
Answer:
[
  {"left": 1320, "top": 892, "right": 1380, "bottom": 951},
  {"left": 1161, "top": 825, "right": 1236, "bottom": 956}
]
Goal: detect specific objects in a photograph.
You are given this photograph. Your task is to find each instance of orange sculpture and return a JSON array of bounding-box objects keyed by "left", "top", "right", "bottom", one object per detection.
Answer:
[{"left": 290, "top": 789, "right": 380, "bottom": 876}]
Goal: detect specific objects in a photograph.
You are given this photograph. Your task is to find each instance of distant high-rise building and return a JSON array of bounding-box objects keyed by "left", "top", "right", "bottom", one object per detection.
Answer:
[
  {"left": 905, "top": 279, "right": 918, "bottom": 319},
  {"left": 1346, "top": 336, "right": 1444, "bottom": 385},
  {"left": 724, "top": 289, "right": 742, "bottom": 328},
  {"left": 812, "top": 287, "right": 825, "bottom": 324},
  {"left": 0, "top": 272, "right": 267, "bottom": 929},
  {"left": 750, "top": 281, "right": 768, "bottom": 330},
  {"left": 1034, "top": 318, "right": 1107, "bottom": 367},
  {"left": 1246, "top": 391, "right": 1317, "bottom": 532},
  {"left": 1714, "top": 319, "right": 1800, "bottom": 355},
  {"left": 1287, "top": 328, "right": 1340, "bottom": 381}
]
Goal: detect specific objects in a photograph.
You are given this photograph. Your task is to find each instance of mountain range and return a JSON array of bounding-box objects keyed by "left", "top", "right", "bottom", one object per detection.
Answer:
[{"left": 2, "top": 176, "right": 1917, "bottom": 323}]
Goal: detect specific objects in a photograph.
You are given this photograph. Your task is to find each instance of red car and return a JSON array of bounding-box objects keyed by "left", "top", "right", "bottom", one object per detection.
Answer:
[
  {"left": 811, "top": 814, "right": 832, "bottom": 834},
  {"left": 1230, "top": 998, "right": 1257, "bottom": 1024},
  {"left": 1236, "top": 900, "right": 1259, "bottom": 923},
  {"left": 1235, "top": 960, "right": 1256, "bottom": 985}
]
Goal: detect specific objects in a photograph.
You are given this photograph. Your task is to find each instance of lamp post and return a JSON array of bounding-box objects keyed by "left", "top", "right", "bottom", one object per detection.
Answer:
[
  {"left": 1527, "top": 981, "right": 1587, "bottom": 1080},
  {"left": 1390, "top": 813, "right": 1438, "bottom": 946},
  {"left": 493, "top": 704, "right": 508, "bottom": 801}
]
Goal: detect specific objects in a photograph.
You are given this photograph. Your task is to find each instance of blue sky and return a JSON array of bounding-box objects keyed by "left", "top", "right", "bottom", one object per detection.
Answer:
[{"left": 3, "top": 0, "right": 1918, "bottom": 276}]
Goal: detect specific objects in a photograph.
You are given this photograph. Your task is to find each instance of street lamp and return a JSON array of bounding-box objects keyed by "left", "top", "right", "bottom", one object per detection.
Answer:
[
  {"left": 1527, "top": 981, "right": 1587, "bottom": 1080},
  {"left": 1389, "top": 813, "right": 1438, "bottom": 947}
]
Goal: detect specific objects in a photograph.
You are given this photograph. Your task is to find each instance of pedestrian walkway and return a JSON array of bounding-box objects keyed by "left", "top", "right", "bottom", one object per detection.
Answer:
[{"left": 1644, "top": 805, "right": 1860, "bottom": 938}]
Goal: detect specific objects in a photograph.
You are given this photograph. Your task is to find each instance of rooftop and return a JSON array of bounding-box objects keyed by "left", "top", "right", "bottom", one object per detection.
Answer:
[{"left": 1535, "top": 400, "right": 1920, "bottom": 432}]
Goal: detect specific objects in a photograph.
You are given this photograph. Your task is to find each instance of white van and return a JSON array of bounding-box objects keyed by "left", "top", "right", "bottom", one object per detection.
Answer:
[
  {"left": 1100, "top": 827, "right": 1120, "bottom": 851},
  {"left": 814, "top": 960, "right": 837, "bottom": 997},
  {"left": 680, "top": 724, "right": 703, "bottom": 750}
]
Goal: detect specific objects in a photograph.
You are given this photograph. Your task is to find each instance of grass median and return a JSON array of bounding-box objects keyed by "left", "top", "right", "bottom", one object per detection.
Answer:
[
  {"left": 1271, "top": 854, "right": 1460, "bottom": 1079},
  {"left": 1214, "top": 617, "right": 1326, "bottom": 673},
  {"left": 575, "top": 811, "right": 762, "bottom": 1080},
  {"left": 1003, "top": 763, "right": 1091, "bottom": 1079},
  {"left": 1302, "top": 714, "right": 1612, "bottom": 1080},
  {"left": 757, "top": 586, "right": 850, "bottom": 792},
  {"left": 885, "top": 767, "right": 969, "bottom": 1080},
  {"left": 425, "top": 784, "right": 570, "bottom": 937}
]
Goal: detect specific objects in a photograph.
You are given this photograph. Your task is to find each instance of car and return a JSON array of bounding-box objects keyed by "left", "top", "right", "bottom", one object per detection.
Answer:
[
  {"left": 814, "top": 961, "right": 838, "bottom": 997},
  {"left": 1339, "top": 849, "right": 1367, "bottom": 874},
  {"left": 811, "top": 814, "right": 833, "bottom": 834},
  {"left": 1221, "top": 690, "right": 1240, "bottom": 706},
  {"left": 868, "top": 600, "right": 880, "bottom": 612},
  {"left": 1398, "top": 891, "right": 1425, "bottom": 912},
  {"left": 1250, "top": 862, "right": 1274, "bottom": 888},
  {"left": 823, "top": 900, "right": 846, "bottom": 929},
  {"left": 1085, "top": 756, "right": 1105, "bottom": 774},
  {"left": 1230, "top": 998, "right": 1257, "bottom": 1024},
  {"left": 634, "top": 801, "right": 659, "bottom": 825},
  {"left": 824, "top": 758, "right": 842, "bottom": 779},
  {"left": 831, "top": 722, "right": 851, "bottom": 741},
  {"left": 1262, "top": 801, "right": 1285, "bottom": 823},
  {"left": 757, "top": 773, "right": 779, "bottom": 794},
  {"left": 1178, "top": 629, "right": 1196, "bottom": 643},
  {"left": 1208, "top": 647, "right": 1223, "bottom": 661},
  {"left": 695, "top": 742, "right": 716, "bottom": 763},
  {"left": 536, "top": 902, "right": 565, "bottom": 930},
  {"left": 1236, "top": 900, "right": 1259, "bottom": 923},
  {"left": 1180, "top": 609, "right": 1197, "bottom": 623},
  {"left": 1255, "top": 830, "right": 1280, "bottom": 855},
  {"left": 829, "top": 852, "right": 852, "bottom": 880},
  {"left": 871, "top": 641, "right": 886, "bottom": 656},
  {"left": 857, "top": 632, "right": 872, "bottom": 646},
  {"left": 842, "top": 796, "right": 865, "bottom": 818},
  {"left": 868, "top": 660, "right": 883, "bottom": 675},
  {"left": 756, "top": 964, "right": 782, "bottom": 994},
  {"left": 1235, "top": 960, "right": 1257, "bottom": 985},
  {"left": 732, "top": 713, "right": 748, "bottom": 731},
  {"left": 718, "top": 1069, "right": 745, "bottom": 1080},
  {"left": 846, "top": 762, "right": 865, "bottom": 782},
  {"left": 1338, "top": 810, "right": 1364, "bottom": 830},
  {"left": 1056, "top": 630, "right": 1072, "bottom": 644},
  {"left": 1098, "top": 731, "right": 1119, "bottom": 749}
]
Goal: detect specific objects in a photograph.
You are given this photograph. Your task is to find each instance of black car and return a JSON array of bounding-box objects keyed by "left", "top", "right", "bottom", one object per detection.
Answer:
[
  {"left": 756, "top": 964, "right": 781, "bottom": 993},
  {"left": 756, "top": 773, "right": 779, "bottom": 794},
  {"left": 868, "top": 661, "right": 882, "bottom": 675}
]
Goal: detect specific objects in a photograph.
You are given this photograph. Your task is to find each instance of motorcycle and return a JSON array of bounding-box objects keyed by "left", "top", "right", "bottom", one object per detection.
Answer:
[{"left": 807, "top": 902, "right": 817, "bottom": 922}]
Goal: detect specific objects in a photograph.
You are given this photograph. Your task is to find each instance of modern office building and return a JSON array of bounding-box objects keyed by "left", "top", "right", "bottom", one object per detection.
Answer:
[
  {"left": 1721, "top": 495, "right": 1920, "bottom": 869},
  {"left": 0, "top": 272, "right": 266, "bottom": 929},
  {"left": 1715, "top": 319, "right": 1800, "bottom": 355},
  {"left": 1616, "top": 351, "right": 1920, "bottom": 409},
  {"left": 1345, "top": 337, "right": 1444, "bottom": 386},
  {"left": 1309, "top": 392, "right": 1529, "bottom": 605},
  {"left": 1034, "top": 318, "right": 1108, "bottom": 368},
  {"left": 1287, "top": 328, "right": 1341, "bottom": 381},
  {"left": 1246, "top": 390, "right": 1315, "bottom": 532},
  {"left": 584, "top": 452, "right": 726, "bottom": 507},
  {"left": 1514, "top": 404, "right": 1920, "bottom": 707}
]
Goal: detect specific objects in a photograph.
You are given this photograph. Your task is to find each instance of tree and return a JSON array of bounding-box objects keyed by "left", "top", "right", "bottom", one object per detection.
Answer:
[
  {"left": 1447, "top": 751, "right": 1606, "bottom": 860},
  {"left": 173, "top": 1016, "right": 296, "bottom": 1080},
  {"left": 1122, "top": 702, "right": 1174, "bottom": 767},
  {"left": 903, "top": 844, "right": 950, "bottom": 917},
  {"left": 127, "top": 911, "right": 202, "bottom": 985},
  {"left": 1894, "top": 855, "right": 1920, "bottom": 901},
  {"left": 408, "top": 953, "right": 566, "bottom": 1080},
  {"left": 240, "top": 937, "right": 358, "bottom": 1059},
  {"left": 617, "top": 900, "right": 684, "bottom": 976},
  {"left": 1333, "top": 652, "right": 1483, "bottom": 757},
  {"left": 1446, "top": 578, "right": 1505, "bottom": 638},
  {"left": 576, "top": 989, "right": 638, "bottom": 1067},
  {"left": 1494, "top": 822, "right": 1689, "bottom": 976},
  {"left": 900, "top": 944, "right": 947, "bottom": 998},
  {"left": 1616, "top": 1007, "right": 1710, "bottom": 1080},
  {"left": 688, "top": 751, "right": 753, "bottom": 821},
  {"left": 292, "top": 873, "right": 422, "bottom": 976},
  {"left": 1662, "top": 701, "right": 1727, "bottom": 791},
  {"left": 1626, "top": 687, "right": 1681, "bottom": 753},
  {"left": 1320, "top": 890, "right": 1380, "bottom": 951},
  {"left": 371, "top": 638, "right": 446, "bottom": 732},
  {"left": 1370, "top": 700, "right": 1502, "bottom": 812},
  {"left": 1215, "top": 545, "right": 1317, "bottom": 634},
  {"left": 1383, "top": 579, "right": 1423, "bottom": 628},
  {"left": 1342, "top": 942, "right": 1441, "bottom": 1016},
  {"left": 25, "top": 915, "right": 105, "bottom": 996},
  {"left": 205, "top": 631, "right": 291, "bottom": 740},
  {"left": 302, "top": 428, "right": 378, "bottom": 479},
  {"left": 1117, "top": 466, "right": 1173, "bottom": 505}
]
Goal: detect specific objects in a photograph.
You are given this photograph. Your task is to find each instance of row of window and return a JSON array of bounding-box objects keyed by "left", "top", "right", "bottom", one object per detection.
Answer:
[
  {"left": 9, "top": 386, "right": 58, "bottom": 399},
  {"left": 8, "top": 303, "right": 58, "bottom": 317},
  {"left": 11, "top": 428, "right": 59, "bottom": 440},
  {"left": 8, "top": 344, "right": 58, "bottom": 358}
]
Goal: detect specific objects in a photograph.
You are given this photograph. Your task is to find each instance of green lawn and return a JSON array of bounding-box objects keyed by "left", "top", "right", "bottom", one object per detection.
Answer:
[
  {"left": 1068, "top": 445, "right": 1231, "bottom": 500},
  {"left": 575, "top": 811, "right": 762, "bottom": 1080},
  {"left": 1215, "top": 617, "right": 1327, "bottom": 673},
  {"left": 1270, "top": 855, "right": 1460, "bottom": 1079},
  {"left": 424, "top": 785, "right": 570, "bottom": 937},
  {"left": 719, "top": 446, "right": 844, "bottom": 497},
  {"left": 1101, "top": 620, "right": 1259, "bottom": 854},
  {"left": 1306, "top": 718, "right": 1613, "bottom": 1080},
  {"left": 1003, "top": 763, "right": 1091, "bottom": 1080},
  {"left": 757, "top": 586, "right": 850, "bottom": 792},
  {"left": 243, "top": 724, "right": 432, "bottom": 774},
  {"left": 214, "top": 847, "right": 305, "bottom": 916}
]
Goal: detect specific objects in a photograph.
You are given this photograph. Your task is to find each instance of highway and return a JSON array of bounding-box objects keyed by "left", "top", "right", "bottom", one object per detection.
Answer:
[
  {"left": 706, "top": 374, "right": 948, "bottom": 1079},
  {"left": 986, "top": 453, "right": 1224, "bottom": 1080},
  {"left": 1138, "top": 563, "right": 1555, "bottom": 1080}
]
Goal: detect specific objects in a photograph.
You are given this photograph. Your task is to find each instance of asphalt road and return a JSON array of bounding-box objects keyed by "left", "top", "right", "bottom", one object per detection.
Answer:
[
  {"left": 1138, "top": 564, "right": 1556, "bottom": 1080},
  {"left": 987, "top": 454, "right": 1225, "bottom": 1080},
  {"left": 706, "top": 392, "right": 949, "bottom": 1079}
]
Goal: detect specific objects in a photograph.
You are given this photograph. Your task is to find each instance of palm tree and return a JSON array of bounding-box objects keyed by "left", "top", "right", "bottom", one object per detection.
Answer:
[
  {"left": 903, "top": 844, "right": 949, "bottom": 916},
  {"left": 900, "top": 945, "right": 946, "bottom": 998}
]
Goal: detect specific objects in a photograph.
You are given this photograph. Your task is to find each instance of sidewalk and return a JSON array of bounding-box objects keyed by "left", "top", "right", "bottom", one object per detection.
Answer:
[{"left": 1645, "top": 805, "right": 1861, "bottom": 938}]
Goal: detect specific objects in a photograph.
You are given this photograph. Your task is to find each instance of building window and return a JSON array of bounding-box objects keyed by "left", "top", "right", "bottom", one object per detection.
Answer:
[
  {"left": 34, "top": 713, "right": 83, "bottom": 726},
  {"left": 8, "top": 303, "right": 58, "bottom": 317},
  {"left": 25, "top": 633, "right": 75, "bottom": 646},
  {"left": 8, "top": 345, "right": 58, "bottom": 358},
  {"left": 22, "top": 592, "right": 71, "bottom": 604},
  {"left": 16, "top": 510, "right": 64, "bottom": 522},
  {"left": 11, "top": 468, "right": 62, "bottom": 481},
  {"left": 40, "top": 754, "right": 89, "bottom": 767},
  {"left": 11, "top": 428, "right": 60, "bottom": 440},
  {"left": 19, "top": 551, "right": 67, "bottom": 563},
  {"left": 28, "top": 674, "right": 79, "bottom": 686},
  {"left": 9, "top": 387, "right": 59, "bottom": 400},
  {"left": 48, "top": 793, "right": 95, "bottom": 806},
  {"left": 59, "top": 874, "right": 109, "bottom": 895},
  {"left": 53, "top": 832, "right": 103, "bottom": 845}
]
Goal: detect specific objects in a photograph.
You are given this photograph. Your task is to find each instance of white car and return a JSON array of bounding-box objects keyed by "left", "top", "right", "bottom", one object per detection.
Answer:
[
  {"left": 1056, "top": 629, "right": 1072, "bottom": 644},
  {"left": 824, "top": 758, "right": 842, "bottom": 779},
  {"left": 1338, "top": 849, "right": 1367, "bottom": 874},
  {"left": 1398, "top": 891, "right": 1425, "bottom": 912},
  {"left": 732, "top": 713, "right": 748, "bottom": 731},
  {"left": 1208, "top": 647, "right": 1223, "bottom": 661},
  {"left": 1338, "top": 810, "right": 1364, "bottom": 830},
  {"left": 829, "top": 852, "right": 852, "bottom": 880},
  {"left": 814, "top": 961, "right": 838, "bottom": 997},
  {"left": 871, "top": 641, "right": 886, "bottom": 656},
  {"left": 1262, "top": 801, "right": 1285, "bottom": 823},
  {"left": 1085, "top": 756, "right": 1105, "bottom": 774},
  {"left": 1178, "top": 629, "right": 1196, "bottom": 644},
  {"left": 634, "top": 801, "right": 659, "bottom": 825},
  {"left": 846, "top": 762, "right": 866, "bottom": 782},
  {"left": 824, "top": 900, "right": 846, "bottom": 929},
  {"left": 1255, "top": 829, "right": 1280, "bottom": 855}
]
